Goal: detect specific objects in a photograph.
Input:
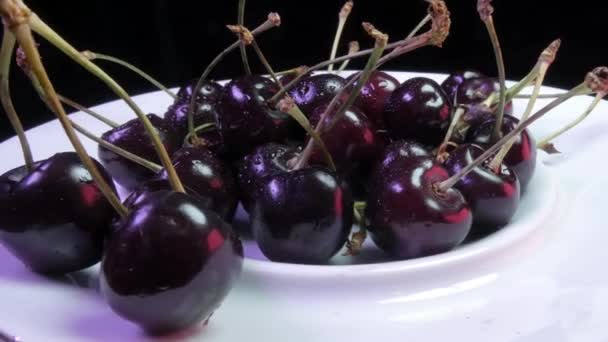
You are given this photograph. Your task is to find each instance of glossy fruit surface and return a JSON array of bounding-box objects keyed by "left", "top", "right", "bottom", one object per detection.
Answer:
[
  {"left": 237, "top": 143, "right": 300, "bottom": 213},
  {"left": 456, "top": 77, "right": 513, "bottom": 115},
  {"left": 100, "top": 190, "right": 243, "bottom": 334},
  {"left": 157, "top": 147, "right": 238, "bottom": 221},
  {"left": 444, "top": 144, "right": 520, "bottom": 230},
  {"left": 217, "top": 76, "right": 290, "bottom": 158},
  {"left": 467, "top": 115, "right": 537, "bottom": 191},
  {"left": 383, "top": 77, "right": 451, "bottom": 146},
  {"left": 366, "top": 157, "right": 472, "bottom": 259},
  {"left": 441, "top": 70, "right": 484, "bottom": 102},
  {"left": 99, "top": 114, "right": 178, "bottom": 192},
  {"left": 0, "top": 152, "right": 116, "bottom": 275},
  {"left": 166, "top": 80, "right": 223, "bottom": 139},
  {"left": 288, "top": 74, "right": 346, "bottom": 116},
  {"left": 250, "top": 167, "right": 353, "bottom": 264},
  {"left": 347, "top": 70, "right": 400, "bottom": 128}
]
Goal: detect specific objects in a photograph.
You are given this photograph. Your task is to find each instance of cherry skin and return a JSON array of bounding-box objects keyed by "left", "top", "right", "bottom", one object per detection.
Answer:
[
  {"left": 374, "top": 139, "right": 432, "bottom": 171},
  {"left": 347, "top": 70, "right": 400, "bottom": 128},
  {"left": 100, "top": 190, "right": 243, "bottom": 334},
  {"left": 156, "top": 147, "right": 238, "bottom": 221},
  {"left": 366, "top": 156, "right": 472, "bottom": 259},
  {"left": 217, "top": 75, "right": 290, "bottom": 158},
  {"left": 444, "top": 144, "right": 520, "bottom": 231},
  {"left": 165, "top": 80, "right": 223, "bottom": 139},
  {"left": 456, "top": 77, "right": 513, "bottom": 115},
  {"left": 236, "top": 143, "right": 300, "bottom": 213},
  {"left": 288, "top": 73, "right": 346, "bottom": 116},
  {"left": 99, "top": 114, "right": 178, "bottom": 192},
  {"left": 467, "top": 115, "right": 537, "bottom": 191},
  {"left": 383, "top": 77, "right": 452, "bottom": 146},
  {"left": 250, "top": 167, "right": 353, "bottom": 264},
  {"left": 440, "top": 70, "right": 484, "bottom": 102},
  {"left": 0, "top": 152, "right": 116, "bottom": 275}
]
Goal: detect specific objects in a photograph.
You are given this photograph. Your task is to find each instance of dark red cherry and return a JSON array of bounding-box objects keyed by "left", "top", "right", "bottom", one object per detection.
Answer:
[
  {"left": 383, "top": 77, "right": 452, "bottom": 146},
  {"left": 444, "top": 144, "right": 520, "bottom": 231},
  {"left": 456, "top": 77, "right": 513, "bottom": 115},
  {"left": 375, "top": 139, "right": 432, "bottom": 170},
  {"left": 165, "top": 80, "right": 223, "bottom": 140},
  {"left": 250, "top": 167, "right": 353, "bottom": 264},
  {"left": 236, "top": 143, "right": 299, "bottom": 213},
  {"left": 288, "top": 74, "right": 346, "bottom": 116},
  {"left": 99, "top": 114, "right": 178, "bottom": 192},
  {"left": 156, "top": 147, "right": 238, "bottom": 221},
  {"left": 217, "top": 75, "right": 290, "bottom": 158},
  {"left": 100, "top": 190, "right": 243, "bottom": 334},
  {"left": 366, "top": 157, "right": 472, "bottom": 259},
  {"left": 467, "top": 115, "right": 536, "bottom": 191},
  {"left": 0, "top": 152, "right": 116, "bottom": 275},
  {"left": 347, "top": 70, "right": 400, "bottom": 128},
  {"left": 441, "top": 70, "right": 484, "bottom": 102}
]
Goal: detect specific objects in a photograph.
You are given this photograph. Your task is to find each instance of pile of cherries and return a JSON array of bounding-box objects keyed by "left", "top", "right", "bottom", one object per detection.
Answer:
[{"left": 1, "top": 0, "right": 577, "bottom": 336}]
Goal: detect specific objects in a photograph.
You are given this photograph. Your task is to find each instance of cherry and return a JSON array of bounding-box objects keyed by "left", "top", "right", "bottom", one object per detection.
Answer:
[
  {"left": 288, "top": 73, "right": 346, "bottom": 116},
  {"left": 456, "top": 77, "right": 513, "bottom": 115},
  {"left": 250, "top": 167, "right": 353, "bottom": 264},
  {"left": 157, "top": 147, "right": 238, "bottom": 221},
  {"left": 0, "top": 152, "right": 116, "bottom": 275},
  {"left": 176, "top": 79, "right": 223, "bottom": 105},
  {"left": 99, "top": 114, "right": 178, "bottom": 192},
  {"left": 467, "top": 115, "right": 536, "bottom": 191},
  {"left": 236, "top": 143, "right": 300, "bottom": 213},
  {"left": 347, "top": 70, "right": 400, "bottom": 128},
  {"left": 366, "top": 156, "right": 472, "bottom": 259},
  {"left": 383, "top": 77, "right": 451, "bottom": 146},
  {"left": 216, "top": 75, "right": 290, "bottom": 158},
  {"left": 443, "top": 144, "right": 520, "bottom": 231},
  {"left": 375, "top": 139, "right": 432, "bottom": 170},
  {"left": 440, "top": 70, "right": 484, "bottom": 102},
  {"left": 100, "top": 190, "right": 243, "bottom": 334}
]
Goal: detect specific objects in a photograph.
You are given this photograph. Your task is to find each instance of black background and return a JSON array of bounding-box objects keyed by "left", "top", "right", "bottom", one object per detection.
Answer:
[{"left": 0, "top": 0, "right": 605, "bottom": 141}]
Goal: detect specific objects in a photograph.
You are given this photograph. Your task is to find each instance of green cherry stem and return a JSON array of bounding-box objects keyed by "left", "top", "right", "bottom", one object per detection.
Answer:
[
  {"left": 58, "top": 94, "right": 119, "bottom": 128},
  {"left": 183, "top": 122, "right": 217, "bottom": 147},
  {"left": 229, "top": 24, "right": 336, "bottom": 170},
  {"left": 187, "top": 13, "right": 281, "bottom": 140},
  {"left": 515, "top": 93, "right": 566, "bottom": 99},
  {"left": 406, "top": 13, "right": 431, "bottom": 39},
  {"left": 437, "top": 82, "right": 593, "bottom": 192},
  {"left": 28, "top": 13, "right": 184, "bottom": 193},
  {"left": 536, "top": 93, "right": 605, "bottom": 153},
  {"left": 4, "top": 11, "right": 128, "bottom": 216},
  {"left": 328, "top": 1, "right": 353, "bottom": 72},
  {"left": 478, "top": 0, "right": 507, "bottom": 141},
  {"left": 237, "top": 0, "right": 251, "bottom": 75},
  {"left": 71, "top": 121, "right": 162, "bottom": 172},
  {"left": 294, "top": 23, "right": 388, "bottom": 170},
  {"left": 82, "top": 51, "right": 177, "bottom": 101},
  {"left": 489, "top": 39, "right": 560, "bottom": 171},
  {"left": 0, "top": 31, "right": 34, "bottom": 171},
  {"left": 337, "top": 41, "right": 359, "bottom": 72},
  {"left": 436, "top": 106, "right": 465, "bottom": 159}
]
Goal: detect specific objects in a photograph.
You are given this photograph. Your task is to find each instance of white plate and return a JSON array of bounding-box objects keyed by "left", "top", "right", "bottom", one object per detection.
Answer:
[{"left": 1, "top": 71, "right": 607, "bottom": 342}]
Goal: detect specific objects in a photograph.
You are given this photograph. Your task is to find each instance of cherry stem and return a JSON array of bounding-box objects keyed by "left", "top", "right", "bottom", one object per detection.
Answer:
[
  {"left": 489, "top": 39, "right": 560, "bottom": 171},
  {"left": 0, "top": 31, "right": 34, "bottom": 171},
  {"left": 406, "top": 14, "right": 431, "bottom": 39},
  {"left": 515, "top": 93, "right": 566, "bottom": 99},
  {"left": 237, "top": 0, "right": 251, "bottom": 75},
  {"left": 28, "top": 13, "right": 185, "bottom": 193},
  {"left": 187, "top": 14, "right": 279, "bottom": 140},
  {"left": 238, "top": 29, "right": 336, "bottom": 170},
  {"left": 82, "top": 51, "right": 177, "bottom": 101},
  {"left": 328, "top": 1, "right": 353, "bottom": 72},
  {"left": 437, "top": 106, "right": 465, "bottom": 159},
  {"left": 183, "top": 122, "right": 216, "bottom": 146},
  {"left": 71, "top": 121, "right": 162, "bottom": 172},
  {"left": 437, "top": 83, "right": 592, "bottom": 192},
  {"left": 344, "top": 201, "right": 367, "bottom": 256},
  {"left": 337, "top": 41, "right": 359, "bottom": 72},
  {"left": 536, "top": 93, "right": 604, "bottom": 150},
  {"left": 6, "top": 15, "right": 128, "bottom": 217},
  {"left": 478, "top": 0, "right": 507, "bottom": 142},
  {"left": 295, "top": 23, "right": 388, "bottom": 170},
  {"left": 274, "top": 65, "right": 308, "bottom": 77},
  {"left": 58, "top": 94, "right": 119, "bottom": 128}
]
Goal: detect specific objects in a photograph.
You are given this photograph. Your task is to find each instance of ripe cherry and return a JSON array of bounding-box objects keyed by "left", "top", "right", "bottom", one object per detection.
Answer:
[
  {"left": 383, "top": 77, "right": 452, "bottom": 146},
  {"left": 100, "top": 190, "right": 243, "bottom": 334},
  {"left": 347, "top": 70, "right": 400, "bottom": 128},
  {"left": 288, "top": 73, "right": 346, "bottom": 116},
  {"left": 456, "top": 77, "right": 513, "bottom": 115},
  {"left": 441, "top": 70, "right": 484, "bottom": 102},
  {"left": 0, "top": 153, "right": 116, "bottom": 275}
]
